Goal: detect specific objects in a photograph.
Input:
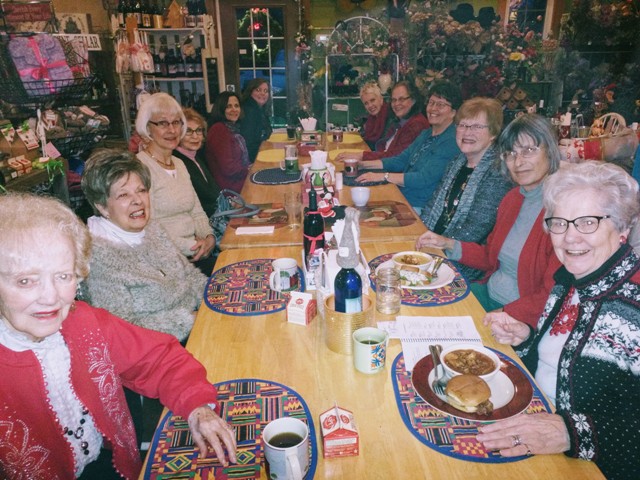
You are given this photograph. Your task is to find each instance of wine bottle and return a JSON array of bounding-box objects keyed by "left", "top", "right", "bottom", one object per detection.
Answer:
[
  {"left": 194, "top": 47, "right": 203, "bottom": 76},
  {"left": 132, "top": 0, "right": 143, "bottom": 27},
  {"left": 175, "top": 47, "right": 185, "bottom": 77},
  {"left": 537, "top": 99, "right": 546, "bottom": 117},
  {"left": 141, "top": 0, "right": 152, "bottom": 28},
  {"left": 166, "top": 48, "right": 177, "bottom": 77},
  {"left": 303, "top": 188, "right": 325, "bottom": 268},
  {"left": 334, "top": 208, "right": 362, "bottom": 313},
  {"left": 196, "top": 0, "right": 206, "bottom": 27},
  {"left": 117, "top": 0, "right": 127, "bottom": 27}
]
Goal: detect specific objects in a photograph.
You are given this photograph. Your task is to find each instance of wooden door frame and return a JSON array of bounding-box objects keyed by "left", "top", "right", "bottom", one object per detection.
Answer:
[{"left": 218, "top": 0, "right": 299, "bottom": 108}]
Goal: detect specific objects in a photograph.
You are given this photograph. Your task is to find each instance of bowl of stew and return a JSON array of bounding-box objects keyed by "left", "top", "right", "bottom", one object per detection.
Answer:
[
  {"left": 439, "top": 344, "right": 500, "bottom": 381},
  {"left": 391, "top": 251, "right": 433, "bottom": 273}
]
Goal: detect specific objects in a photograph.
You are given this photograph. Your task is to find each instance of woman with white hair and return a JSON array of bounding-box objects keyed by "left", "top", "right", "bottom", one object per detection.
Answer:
[
  {"left": 478, "top": 161, "right": 640, "bottom": 480},
  {"left": 135, "top": 92, "right": 215, "bottom": 274},
  {"left": 359, "top": 81, "right": 391, "bottom": 150}
]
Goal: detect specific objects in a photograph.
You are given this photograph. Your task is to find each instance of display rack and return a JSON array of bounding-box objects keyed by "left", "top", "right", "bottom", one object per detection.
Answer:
[{"left": 324, "top": 16, "right": 398, "bottom": 127}]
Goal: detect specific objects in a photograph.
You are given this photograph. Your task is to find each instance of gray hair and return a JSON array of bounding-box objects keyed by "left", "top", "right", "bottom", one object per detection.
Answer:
[
  {"left": 135, "top": 92, "right": 187, "bottom": 142},
  {"left": 82, "top": 148, "right": 152, "bottom": 216},
  {"left": 543, "top": 161, "right": 640, "bottom": 233},
  {"left": 360, "top": 81, "right": 382, "bottom": 99},
  {"left": 0, "top": 193, "right": 91, "bottom": 279},
  {"left": 497, "top": 114, "right": 561, "bottom": 179}
]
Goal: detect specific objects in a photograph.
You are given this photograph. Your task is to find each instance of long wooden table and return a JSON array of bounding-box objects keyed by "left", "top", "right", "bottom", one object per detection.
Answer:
[
  {"left": 144, "top": 242, "right": 605, "bottom": 479},
  {"left": 218, "top": 134, "right": 427, "bottom": 250}
]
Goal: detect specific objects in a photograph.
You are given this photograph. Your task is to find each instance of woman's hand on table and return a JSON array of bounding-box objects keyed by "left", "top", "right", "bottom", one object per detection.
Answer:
[
  {"left": 334, "top": 151, "right": 363, "bottom": 162},
  {"left": 477, "top": 413, "right": 570, "bottom": 457},
  {"left": 416, "top": 231, "right": 455, "bottom": 251},
  {"left": 483, "top": 311, "right": 530, "bottom": 346},
  {"left": 187, "top": 405, "right": 238, "bottom": 465},
  {"left": 357, "top": 171, "right": 385, "bottom": 183},
  {"left": 191, "top": 234, "right": 215, "bottom": 261}
]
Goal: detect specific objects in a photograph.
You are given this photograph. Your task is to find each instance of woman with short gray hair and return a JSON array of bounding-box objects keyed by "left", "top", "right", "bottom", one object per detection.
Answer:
[
  {"left": 479, "top": 161, "right": 640, "bottom": 480},
  {"left": 359, "top": 81, "right": 390, "bottom": 150}
]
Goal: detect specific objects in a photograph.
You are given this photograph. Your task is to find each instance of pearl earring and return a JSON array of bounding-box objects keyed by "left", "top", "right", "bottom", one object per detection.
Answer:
[{"left": 620, "top": 235, "right": 627, "bottom": 245}]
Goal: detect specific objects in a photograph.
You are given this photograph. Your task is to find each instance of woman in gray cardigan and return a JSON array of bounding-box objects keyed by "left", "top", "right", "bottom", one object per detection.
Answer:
[
  {"left": 419, "top": 98, "right": 513, "bottom": 280},
  {"left": 81, "top": 149, "right": 207, "bottom": 342}
]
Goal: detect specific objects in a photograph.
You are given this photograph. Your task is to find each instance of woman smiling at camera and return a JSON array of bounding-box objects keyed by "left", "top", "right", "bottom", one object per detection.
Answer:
[
  {"left": 417, "top": 114, "right": 562, "bottom": 326},
  {"left": 239, "top": 78, "right": 273, "bottom": 163},
  {"left": 0, "top": 194, "right": 236, "bottom": 480},
  {"left": 81, "top": 149, "right": 207, "bottom": 342},
  {"left": 205, "top": 91, "right": 250, "bottom": 193},
  {"left": 335, "top": 80, "right": 429, "bottom": 163},
  {"left": 420, "top": 97, "right": 513, "bottom": 280},
  {"left": 358, "top": 81, "right": 392, "bottom": 150},
  {"left": 478, "top": 161, "right": 640, "bottom": 480},
  {"left": 135, "top": 92, "right": 215, "bottom": 275}
]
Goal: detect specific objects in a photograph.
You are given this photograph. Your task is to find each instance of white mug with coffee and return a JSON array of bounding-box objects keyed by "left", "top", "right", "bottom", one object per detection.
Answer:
[
  {"left": 269, "top": 258, "right": 300, "bottom": 292},
  {"left": 352, "top": 327, "right": 388, "bottom": 374},
  {"left": 263, "top": 417, "right": 309, "bottom": 480}
]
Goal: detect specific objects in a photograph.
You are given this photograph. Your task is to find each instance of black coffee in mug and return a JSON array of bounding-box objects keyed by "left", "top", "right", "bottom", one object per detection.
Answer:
[
  {"left": 269, "top": 431, "right": 303, "bottom": 448},
  {"left": 361, "top": 339, "right": 379, "bottom": 345}
]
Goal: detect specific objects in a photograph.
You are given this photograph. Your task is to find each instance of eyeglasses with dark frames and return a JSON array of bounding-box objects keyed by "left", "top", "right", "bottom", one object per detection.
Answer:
[
  {"left": 544, "top": 215, "right": 611, "bottom": 234},
  {"left": 185, "top": 127, "right": 205, "bottom": 136},
  {"left": 391, "top": 96, "right": 412, "bottom": 104},
  {"left": 149, "top": 119, "right": 184, "bottom": 129},
  {"left": 457, "top": 123, "right": 489, "bottom": 131}
]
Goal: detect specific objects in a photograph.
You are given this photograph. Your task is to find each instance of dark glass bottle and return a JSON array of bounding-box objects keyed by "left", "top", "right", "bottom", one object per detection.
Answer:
[
  {"left": 141, "top": 0, "right": 152, "bottom": 28},
  {"left": 175, "top": 47, "right": 185, "bottom": 77},
  {"left": 303, "top": 189, "right": 325, "bottom": 268},
  {"left": 194, "top": 47, "right": 203, "bottom": 76},
  {"left": 117, "top": 0, "right": 127, "bottom": 27},
  {"left": 334, "top": 259, "right": 363, "bottom": 313},
  {"left": 166, "top": 48, "right": 178, "bottom": 77}
]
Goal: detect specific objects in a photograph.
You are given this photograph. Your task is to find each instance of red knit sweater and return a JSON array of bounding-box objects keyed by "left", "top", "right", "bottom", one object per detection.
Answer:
[
  {"left": 459, "top": 187, "right": 561, "bottom": 327},
  {"left": 0, "top": 302, "right": 217, "bottom": 479},
  {"left": 362, "top": 113, "right": 429, "bottom": 161}
]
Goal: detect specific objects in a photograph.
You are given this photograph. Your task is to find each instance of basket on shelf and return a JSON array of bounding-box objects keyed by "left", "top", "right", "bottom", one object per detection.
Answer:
[
  {"left": 49, "top": 128, "right": 107, "bottom": 158},
  {"left": 0, "top": 76, "right": 99, "bottom": 106}
]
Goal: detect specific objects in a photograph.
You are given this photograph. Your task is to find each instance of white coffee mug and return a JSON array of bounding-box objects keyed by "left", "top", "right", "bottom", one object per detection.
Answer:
[
  {"left": 263, "top": 417, "right": 309, "bottom": 480},
  {"left": 269, "top": 258, "right": 300, "bottom": 292},
  {"left": 352, "top": 327, "right": 389, "bottom": 374}
]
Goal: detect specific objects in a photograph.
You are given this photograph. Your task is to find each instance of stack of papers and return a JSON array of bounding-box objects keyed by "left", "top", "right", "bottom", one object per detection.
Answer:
[{"left": 378, "top": 316, "right": 483, "bottom": 372}]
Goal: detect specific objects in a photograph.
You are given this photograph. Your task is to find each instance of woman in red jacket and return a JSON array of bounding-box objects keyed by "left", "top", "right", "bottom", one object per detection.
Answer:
[
  {"left": 417, "top": 114, "right": 563, "bottom": 327},
  {"left": 0, "top": 194, "right": 236, "bottom": 479},
  {"left": 335, "top": 80, "right": 429, "bottom": 163},
  {"left": 205, "top": 92, "right": 250, "bottom": 192}
]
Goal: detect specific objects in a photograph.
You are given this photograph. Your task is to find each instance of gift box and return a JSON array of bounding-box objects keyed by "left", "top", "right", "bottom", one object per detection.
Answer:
[
  {"left": 319, "top": 405, "right": 359, "bottom": 458},
  {"left": 286, "top": 291, "right": 317, "bottom": 326}
]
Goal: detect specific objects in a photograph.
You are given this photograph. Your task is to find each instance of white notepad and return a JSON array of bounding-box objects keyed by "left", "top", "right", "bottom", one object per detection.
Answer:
[{"left": 235, "top": 226, "right": 275, "bottom": 235}]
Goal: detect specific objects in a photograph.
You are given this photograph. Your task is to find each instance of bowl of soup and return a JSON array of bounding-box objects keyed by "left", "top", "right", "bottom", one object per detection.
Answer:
[
  {"left": 391, "top": 251, "right": 433, "bottom": 273},
  {"left": 440, "top": 344, "right": 500, "bottom": 381}
]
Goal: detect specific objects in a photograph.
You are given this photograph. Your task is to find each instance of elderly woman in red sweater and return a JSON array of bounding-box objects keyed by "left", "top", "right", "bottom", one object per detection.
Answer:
[
  {"left": 417, "top": 114, "right": 562, "bottom": 327},
  {"left": 205, "top": 92, "right": 249, "bottom": 192},
  {"left": 335, "top": 80, "right": 428, "bottom": 163},
  {"left": 358, "top": 81, "right": 391, "bottom": 150}
]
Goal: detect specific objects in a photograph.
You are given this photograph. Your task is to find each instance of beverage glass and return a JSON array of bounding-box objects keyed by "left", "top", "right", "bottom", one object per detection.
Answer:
[
  {"left": 282, "top": 145, "right": 299, "bottom": 174},
  {"left": 263, "top": 417, "right": 309, "bottom": 480},
  {"left": 284, "top": 191, "right": 302, "bottom": 229},
  {"left": 376, "top": 268, "right": 401, "bottom": 314},
  {"left": 352, "top": 327, "right": 389, "bottom": 374},
  {"left": 286, "top": 124, "right": 296, "bottom": 140}
]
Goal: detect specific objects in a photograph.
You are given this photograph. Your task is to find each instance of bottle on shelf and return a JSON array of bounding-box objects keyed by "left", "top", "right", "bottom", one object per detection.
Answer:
[
  {"left": 303, "top": 188, "right": 325, "bottom": 269},
  {"left": 117, "top": 0, "right": 128, "bottom": 27},
  {"left": 537, "top": 99, "right": 546, "bottom": 117},
  {"left": 151, "top": 0, "right": 163, "bottom": 28},
  {"left": 175, "top": 47, "right": 185, "bottom": 77},
  {"left": 195, "top": 0, "right": 207, "bottom": 27},
  {"left": 151, "top": 46, "right": 162, "bottom": 76},
  {"left": 334, "top": 208, "right": 362, "bottom": 313},
  {"left": 194, "top": 47, "right": 203, "bottom": 76},
  {"left": 166, "top": 47, "right": 178, "bottom": 77},
  {"left": 185, "top": 0, "right": 197, "bottom": 28},
  {"left": 132, "top": 0, "right": 143, "bottom": 27},
  {"left": 185, "top": 50, "right": 196, "bottom": 77},
  {"left": 141, "top": 0, "right": 152, "bottom": 28}
]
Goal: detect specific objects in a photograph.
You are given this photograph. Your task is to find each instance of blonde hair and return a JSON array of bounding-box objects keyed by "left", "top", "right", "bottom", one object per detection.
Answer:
[
  {"left": 360, "top": 81, "right": 382, "bottom": 99},
  {"left": 0, "top": 194, "right": 91, "bottom": 279}
]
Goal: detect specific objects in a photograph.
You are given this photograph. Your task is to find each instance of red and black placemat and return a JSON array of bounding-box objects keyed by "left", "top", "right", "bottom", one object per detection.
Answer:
[
  {"left": 144, "top": 379, "right": 318, "bottom": 479},
  {"left": 205, "top": 259, "right": 305, "bottom": 316},
  {"left": 392, "top": 351, "right": 552, "bottom": 463}
]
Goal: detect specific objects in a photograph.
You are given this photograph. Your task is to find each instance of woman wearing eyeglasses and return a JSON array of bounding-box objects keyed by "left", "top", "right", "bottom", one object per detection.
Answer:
[
  {"left": 239, "top": 78, "right": 272, "bottom": 163},
  {"left": 335, "top": 80, "right": 429, "bottom": 163},
  {"left": 173, "top": 108, "right": 220, "bottom": 218},
  {"left": 417, "top": 114, "right": 562, "bottom": 327},
  {"left": 135, "top": 93, "right": 216, "bottom": 275},
  {"left": 477, "top": 162, "right": 640, "bottom": 480},
  {"left": 205, "top": 91, "right": 250, "bottom": 193},
  {"left": 419, "top": 97, "right": 513, "bottom": 280},
  {"left": 351, "top": 80, "right": 461, "bottom": 211}
]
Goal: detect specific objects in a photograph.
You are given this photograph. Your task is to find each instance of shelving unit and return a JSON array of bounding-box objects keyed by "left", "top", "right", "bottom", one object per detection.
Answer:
[
  {"left": 324, "top": 17, "right": 398, "bottom": 127},
  {"left": 116, "top": 18, "right": 222, "bottom": 138}
]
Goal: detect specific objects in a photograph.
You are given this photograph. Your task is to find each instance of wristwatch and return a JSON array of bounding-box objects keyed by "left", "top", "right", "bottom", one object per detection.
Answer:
[{"left": 384, "top": 172, "right": 390, "bottom": 182}]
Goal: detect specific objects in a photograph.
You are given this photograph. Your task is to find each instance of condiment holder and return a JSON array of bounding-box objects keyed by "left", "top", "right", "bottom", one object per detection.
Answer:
[{"left": 324, "top": 294, "right": 372, "bottom": 355}]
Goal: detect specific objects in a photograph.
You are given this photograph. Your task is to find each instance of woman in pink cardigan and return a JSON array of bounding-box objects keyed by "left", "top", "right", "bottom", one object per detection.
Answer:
[{"left": 417, "top": 114, "right": 563, "bottom": 327}]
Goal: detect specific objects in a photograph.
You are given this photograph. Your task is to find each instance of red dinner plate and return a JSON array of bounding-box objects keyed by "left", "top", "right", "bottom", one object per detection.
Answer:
[{"left": 411, "top": 353, "right": 534, "bottom": 422}]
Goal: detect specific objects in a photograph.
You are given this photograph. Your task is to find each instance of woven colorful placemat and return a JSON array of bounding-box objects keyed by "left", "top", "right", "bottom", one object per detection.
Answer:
[
  {"left": 204, "top": 259, "right": 305, "bottom": 316},
  {"left": 392, "top": 352, "right": 552, "bottom": 463},
  {"left": 368, "top": 254, "right": 469, "bottom": 306},
  {"left": 143, "top": 379, "right": 318, "bottom": 479},
  {"left": 251, "top": 168, "right": 302, "bottom": 185},
  {"left": 228, "top": 203, "right": 289, "bottom": 229},
  {"left": 343, "top": 169, "right": 387, "bottom": 187}
]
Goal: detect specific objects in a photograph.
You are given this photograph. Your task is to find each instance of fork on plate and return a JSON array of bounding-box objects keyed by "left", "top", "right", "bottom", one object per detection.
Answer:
[{"left": 429, "top": 344, "right": 448, "bottom": 397}]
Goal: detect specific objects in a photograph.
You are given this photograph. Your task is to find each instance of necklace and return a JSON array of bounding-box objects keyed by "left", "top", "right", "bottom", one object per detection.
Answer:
[
  {"left": 63, "top": 407, "right": 91, "bottom": 455},
  {"left": 441, "top": 165, "right": 474, "bottom": 224},
  {"left": 147, "top": 149, "right": 174, "bottom": 169}
]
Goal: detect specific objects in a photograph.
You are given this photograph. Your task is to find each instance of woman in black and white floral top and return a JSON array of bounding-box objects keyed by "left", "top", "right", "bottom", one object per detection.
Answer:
[{"left": 478, "top": 161, "right": 640, "bottom": 480}]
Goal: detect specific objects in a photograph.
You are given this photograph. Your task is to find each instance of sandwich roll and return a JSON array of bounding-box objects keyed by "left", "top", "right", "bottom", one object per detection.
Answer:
[{"left": 445, "top": 374, "right": 494, "bottom": 415}]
